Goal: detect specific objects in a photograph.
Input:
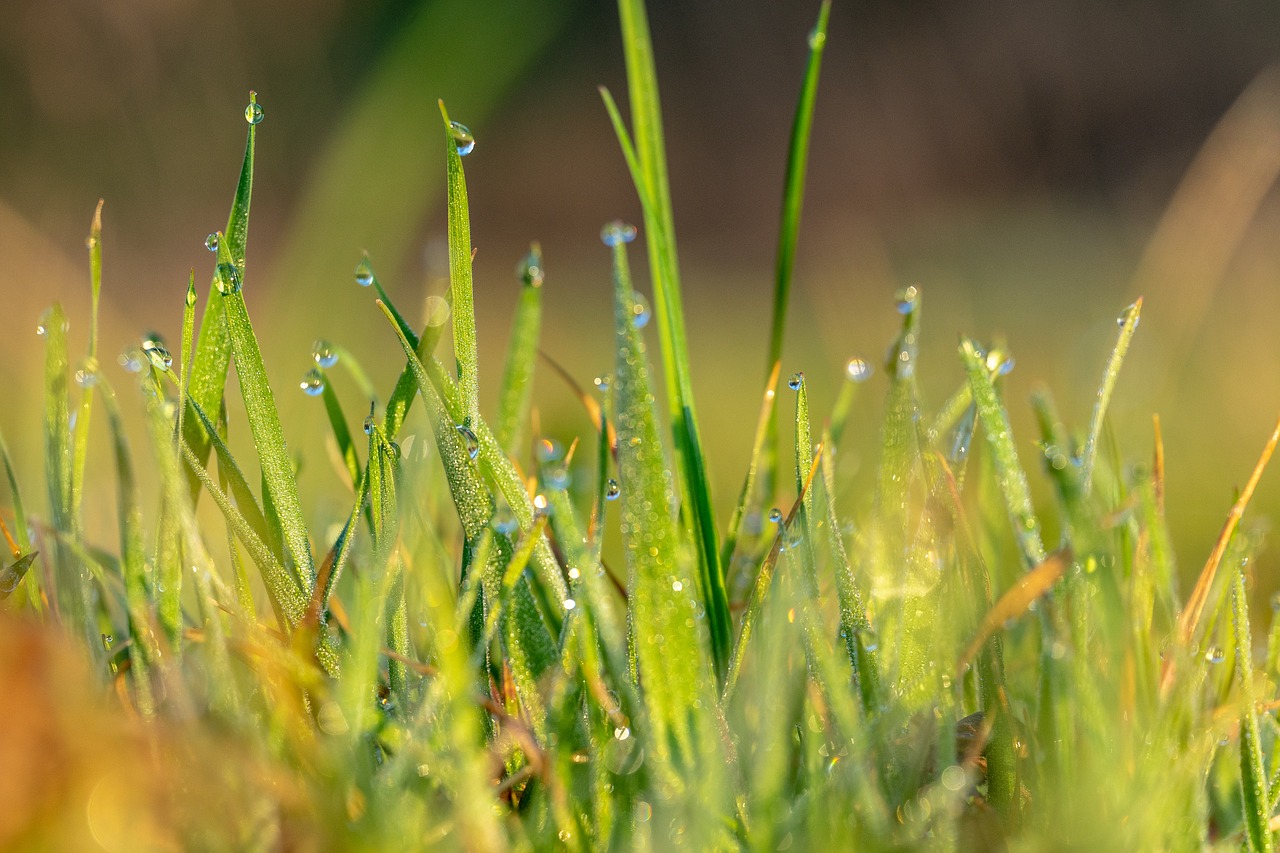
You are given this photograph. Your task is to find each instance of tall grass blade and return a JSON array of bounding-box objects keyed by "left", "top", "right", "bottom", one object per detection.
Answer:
[
  {"left": 438, "top": 100, "right": 481, "bottom": 427},
  {"left": 69, "top": 200, "right": 103, "bottom": 515},
  {"left": 1234, "top": 567, "right": 1272, "bottom": 852},
  {"left": 612, "top": 0, "right": 729, "bottom": 683},
  {"left": 183, "top": 93, "right": 257, "bottom": 496}
]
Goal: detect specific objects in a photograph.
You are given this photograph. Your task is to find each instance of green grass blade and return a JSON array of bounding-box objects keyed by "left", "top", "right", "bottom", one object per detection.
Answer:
[
  {"left": 495, "top": 245, "right": 543, "bottom": 454},
  {"left": 1080, "top": 299, "right": 1142, "bottom": 494},
  {"left": 185, "top": 397, "right": 273, "bottom": 552},
  {"left": 438, "top": 100, "right": 481, "bottom": 427},
  {"left": 177, "top": 271, "right": 196, "bottom": 454},
  {"left": 0, "top": 428, "right": 37, "bottom": 609},
  {"left": 1234, "top": 567, "right": 1272, "bottom": 852},
  {"left": 720, "top": 363, "right": 781, "bottom": 578},
  {"left": 960, "top": 338, "right": 1046, "bottom": 568},
  {"left": 69, "top": 200, "right": 103, "bottom": 516},
  {"left": 611, "top": 0, "right": 729, "bottom": 684},
  {"left": 316, "top": 372, "right": 361, "bottom": 487},
  {"left": 608, "top": 236, "right": 720, "bottom": 789},
  {"left": 213, "top": 236, "right": 315, "bottom": 591},
  {"left": 183, "top": 94, "right": 257, "bottom": 497}
]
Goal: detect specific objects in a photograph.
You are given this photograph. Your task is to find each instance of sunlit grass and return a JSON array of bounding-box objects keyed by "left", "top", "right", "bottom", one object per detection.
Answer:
[{"left": 2, "top": 1, "right": 1280, "bottom": 850}]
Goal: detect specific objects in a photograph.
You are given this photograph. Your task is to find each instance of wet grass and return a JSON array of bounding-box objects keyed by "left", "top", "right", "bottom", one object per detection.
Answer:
[{"left": 3, "top": 1, "right": 1280, "bottom": 849}]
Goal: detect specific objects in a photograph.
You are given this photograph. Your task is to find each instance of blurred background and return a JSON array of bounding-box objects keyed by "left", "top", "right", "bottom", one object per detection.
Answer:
[{"left": 3, "top": 0, "right": 1280, "bottom": 587}]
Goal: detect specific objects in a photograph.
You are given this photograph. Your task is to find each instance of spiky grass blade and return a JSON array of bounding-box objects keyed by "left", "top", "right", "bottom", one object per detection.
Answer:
[
  {"left": 213, "top": 237, "right": 315, "bottom": 591},
  {"left": 611, "top": 0, "right": 729, "bottom": 683},
  {"left": 1081, "top": 298, "right": 1142, "bottom": 494},
  {"left": 1234, "top": 567, "right": 1273, "bottom": 852},
  {"left": 438, "top": 100, "right": 481, "bottom": 427},
  {"left": 183, "top": 94, "right": 256, "bottom": 494},
  {"left": 495, "top": 245, "right": 543, "bottom": 454},
  {"left": 960, "top": 338, "right": 1046, "bottom": 568},
  {"left": 69, "top": 200, "right": 103, "bottom": 515},
  {"left": 608, "top": 235, "right": 724, "bottom": 822}
]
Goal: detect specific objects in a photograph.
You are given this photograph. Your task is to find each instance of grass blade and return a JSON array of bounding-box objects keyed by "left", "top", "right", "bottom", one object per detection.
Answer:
[
  {"left": 183, "top": 93, "right": 257, "bottom": 498},
  {"left": 438, "top": 100, "right": 481, "bottom": 427},
  {"left": 1080, "top": 298, "right": 1142, "bottom": 494},
  {"left": 1234, "top": 566, "right": 1272, "bottom": 852},
  {"left": 612, "top": 0, "right": 730, "bottom": 683},
  {"left": 213, "top": 236, "right": 315, "bottom": 591},
  {"left": 495, "top": 245, "right": 543, "bottom": 454},
  {"left": 721, "top": 362, "right": 780, "bottom": 583},
  {"left": 69, "top": 199, "right": 103, "bottom": 516}
]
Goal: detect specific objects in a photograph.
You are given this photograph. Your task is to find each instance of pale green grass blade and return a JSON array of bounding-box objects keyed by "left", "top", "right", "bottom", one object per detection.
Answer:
[
  {"left": 959, "top": 338, "right": 1046, "bottom": 568},
  {"left": 495, "top": 245, "right": 543, "bottom": 454},
  {"left": 213, "top": 237, "right": 315, "bottom": 590},
  {"left": 1081, "top": 298, "right": 1142, "bottom": 494},
  {"left": 1234, "top": 567, "right": 1272, "bottom": 852},
  {"left": 438, "top": 100, "right": 480, "bottom": 427},
  {"left": 820, "top": 426, "right": 878, "bottom": 712},
  {"left": 720, "top": 362, "right": 780, "bottom": 583},
  {"left": 316, "top": 373, "right": 360, "bottom": 487},
  {"left": 69, "top": 200, "right": 103, "bottom": 516},
  {"left": 611, "top": 0, "right": 730, "bottom": 683},
  {"left": 828, "top": 356, "right": 872, "bottom": 448},
  {"left": 0, "top": 428, "right": 37, "bottom": 609},
  {"left": 365, "top": 421, "right": 409, "bottom": 701},
  {"left": 185, "top": 397, "right": 273, "bottom": 551},
  {"left": 176, "top": 272, "right": 196, "bottom": 454},
  {"left": 608, "top": 236, "right": 723, "bottom": 807},
  {"left": 183, "top": 94, "right": 257, "bottom": 495}
]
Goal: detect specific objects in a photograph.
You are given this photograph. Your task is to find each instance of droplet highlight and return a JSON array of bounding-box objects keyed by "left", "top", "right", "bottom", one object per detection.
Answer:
[
  {"left": 605, "top": 479, "right": 621, "bottom": 501},
  {"left": 600, "top": 220, "right": 638, "bottom": 247},
  {"left": 457, "top": 424, "right": 480, "bottom": 459},
  {"left": 788, "top": 372, "right": 804, "bottom": 391},
  {"left": 245, "top": 101, "right": 264, "bottom": 125},
  {"left": 312, "top": 340, "right": 339, "bottom": 369},
  {"left": 355, "top": 257, "right": 374, "bottom": 288},
  {"left": 300, "top": 368, "right": 325, "bottom": 397},
  {"left": 894, "top": 285, "right": 920, "bottom": 315},
  {"left": 205, "top": 233, "right": 220, "bottom": 252}
]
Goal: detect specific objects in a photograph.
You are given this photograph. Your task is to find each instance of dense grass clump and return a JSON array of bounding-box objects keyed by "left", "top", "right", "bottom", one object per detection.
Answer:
[{"left": 4, "top": 1, "right": 1280, "bottom": 849}]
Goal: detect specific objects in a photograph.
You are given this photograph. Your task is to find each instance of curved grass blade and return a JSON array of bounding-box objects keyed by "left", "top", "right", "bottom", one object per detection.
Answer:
[
  {"left": 0, "top": 553, "right": 37, "bottom": 601},
  {"left": 959, "top": 338, "right": 1046, "bottom": 568},
  {"left": 318, "top": 374, "right": 361, "bottom": 487},
  {"left": 183, "top": 94, "right": 257, "bottom": 498},
  {"left": 608, "top": 1, "right": 729, "bottom": 683},
  {"left": 495, "top": 245, "right": 544, "bottom": 454},
  {"left": 957, "top": 549, "right": 1071, "bottom": 674},
  {"left": 1081, "top": 298, "right": 1142, "bottom": 494},
  {"left": 721, "top": 362, "right": 781, "bottom": 577},
  {"left": 213, "top": 236, "right": 315, "bottom": 590},
  {"left": 438, "top": 100, "right": 480, "bottom": 427}
]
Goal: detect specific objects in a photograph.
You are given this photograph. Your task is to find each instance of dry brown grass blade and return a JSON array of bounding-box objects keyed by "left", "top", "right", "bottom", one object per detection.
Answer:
[
  {"left": 957, "top": 549, "right": 1072, "bottom": 677},
  {"left": 1153, "top": 414, "right": 1166, "bottom": 516},
  {"left": 1160, "top": 413, "right": 1280, "bottom": 696}
]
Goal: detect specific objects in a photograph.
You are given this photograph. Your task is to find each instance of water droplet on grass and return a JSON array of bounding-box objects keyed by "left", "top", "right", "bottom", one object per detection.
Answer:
[
  {"left": 215, "top": 263, "right": 241, "bottom": 294},
  {"left": 600, "top": 220, "right": 637, "bottom": 247},
  {"left": 1205, "top": 646, "right": 1225, "bottom": 664},
  {"left": 605, "top": 479, "right": 620, "bottom": 500},
  {"left": 74, "top": 359, "right": 98, "bottom": 388},
  {"left": 311, "top": 340, "right": 339, "bottom": 368},
  {"left": 894, "top": 285, "right": 919, "bottom": 315},
  {"left": 457, "top": 424, "right": 480, "bottom": 459},
  {"left": 808, "top": 26, "right": 826, "bottom": 50},
  {"left": 300, "top": 369, "right": 325, "bottom": 396},
  {"left": 845, "top": 357, "right": 871, "bottom": 383},
  {"left": 858, "top": 628, "right": 879, "bottom": 652},
  {"left": 563, "top": 598, "right": 576, "bottom": 611},
  {"left": 364, "top": 415, "right": 375, "bottom": 435},
  {"left": 448, "top": 121, "right": 475, "bottom": 155},
  {"left": 245, "top": 101, "right": 264, "bottom": 125},
  {"left": 631, "top": 293, "right": 652, "bottom": 328},
  {"left": 143, "top": 341, "right": 173, "bottom": 370},
  {"left": 536, "top": 438, "right": 563, "bottom": 463},
  {"left": 593, "top": 374, "right": 611, "bottom": 392},
  {"left": 354, "top": 257, "right": 374, "bottom": 287},
  {"left": 518, "top": 249, "right": 543, "bottom": 287},
  {"left": 1117, "top": 301, "right": 1141, "bottom": 329},
  {"left": 205, "top": 233, "right": 220, "bottom": 252},
  {"left": 788, "top": 372, "right": 804, "bottom": 390},
  {"left": 768, "top": 507, "right": 783, "bottom": 524}
]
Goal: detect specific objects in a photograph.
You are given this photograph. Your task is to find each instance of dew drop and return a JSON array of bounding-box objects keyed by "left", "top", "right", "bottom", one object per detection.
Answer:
[
  {"left": 605, "top": 478, "right": 621, "bottom": 501},
  {"left": 215, "top": 262, "right": 241, "bottom": 294},
  {"left": 205, "top": 232, "right": 220, "bottom": 252},
  {"left": 768, "top": 507, "right": 783, "bottom": 524},
  {"left": 672, "top": 580, "right": 683, "bottom": 592},
  {"left": 449, "top": 121, "right": 475, "bottom": 155},
  {"left": 245, "top": 101, "right": 264, "bottom": 125},
  {"left": 143, "top": 341, "right": 173, "bottom": 370},
  {"left": 533, "top": 493, "right": 549, "bottom": 512},
  {"left": 185, "top": 280, "right": 198, "bottom": 308},
  {"left": 1117, "top": 301, "right": 1141, "bottom": 329},
  {"left": 614, "top": 726, "right": 631, "bottom": 741},
  {"left": 354, "top": 257, "right": 374, "bottom": 288},
  {"left": 808, "top": 26, "right": 826, "bottom": 50},
  {"left": 858, "top": 628, "right": 879, "bottom": 652},
  {"left": 518, "top": 248, "right": 544, "bottom": 287},
  {"left": 558, "top": 829, "right": 572, "bottom": 843},
  {"left": 101, "top": 633, "right": 113, "bottom": 650},
  {"left": 630, "top": 293, "right": 652, "bottom": 329},
  {"left": 894, "top": 285, "right": 920, "bottom": 315},
  {"left": 1205, "top": 646, "right": 1225, "bottom": 665},
  {"left": 364, "top": 415, "right": 375, "bottom": 436},
  {"left": 845, "top": 357, "right": 871, "bottom": 383},
  {"left": 567, "top": 567, "right": 580, "bottom": 580},
  {"left": 563, "top": 598, "right": 577, "bottom": 611},
  {"left": 545, "top": 467, "right": 570, "bottom": 490},
  {"left": 493, "top": 510, "right": 518, "bottom": 535},
  {"left": 593, "top": 374, "right": 611, "bottom": 392},
  {"left": 600, "top": 220, "right": 638, "bottom": 247},
  {"left": 300, "top": 368, "right": 325, "bottom": 397},
  {"left": 311, "top": 340, "right": 339, "bottom": 369},
  {"left": 788, "top": 372, "right": 804, "bottom": 391},
  {"left": 74, "top": 358, "right": 98, "bottom": 388},
  {"left": 457, "top": 424, "right": 480, "bottom": 459}
]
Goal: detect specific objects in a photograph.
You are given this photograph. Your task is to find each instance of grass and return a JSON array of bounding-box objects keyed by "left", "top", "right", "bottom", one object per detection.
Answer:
[{"left": 3, "top": 1, "right": 1280, "bottom": 849}]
